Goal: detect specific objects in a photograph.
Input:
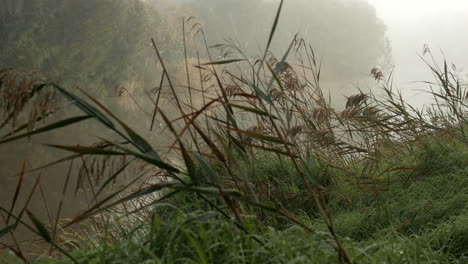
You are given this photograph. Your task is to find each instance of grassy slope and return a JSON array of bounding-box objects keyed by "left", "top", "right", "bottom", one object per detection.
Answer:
[{"left": 8, "top": 132, "right": 463, "bottom": 264}]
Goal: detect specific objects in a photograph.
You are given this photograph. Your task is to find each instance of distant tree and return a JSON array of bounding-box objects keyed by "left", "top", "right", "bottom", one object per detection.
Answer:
[
  {"left": 185, "top": 0, "right": 272, "bottom": 53},
  {"left": 0, "top": 0, "right": 183, "bottom": 95},
  {"left": 183, "top": 0, "right": 390, "bottom": 80}
]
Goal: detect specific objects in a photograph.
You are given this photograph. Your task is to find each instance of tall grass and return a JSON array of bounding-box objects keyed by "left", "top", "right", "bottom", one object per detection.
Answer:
[{"left": 1, "top": 3, "right": 467, "bottom": 263}]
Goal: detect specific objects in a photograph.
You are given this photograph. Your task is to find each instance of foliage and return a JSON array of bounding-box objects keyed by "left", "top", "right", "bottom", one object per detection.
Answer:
[
  {"left": 0, "top": 0, "right": 187, "bottom": 95},
  {"left": 0, "top": 1, "right": 467, "bottom": 263},
  {"left": 9, "top": 163, "right": 466, "bottom": 263}
]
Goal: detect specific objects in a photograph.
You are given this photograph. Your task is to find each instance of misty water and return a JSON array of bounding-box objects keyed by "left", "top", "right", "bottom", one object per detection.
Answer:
[{"left": 1, "top": 0, "right": 466, "bottom": 258}]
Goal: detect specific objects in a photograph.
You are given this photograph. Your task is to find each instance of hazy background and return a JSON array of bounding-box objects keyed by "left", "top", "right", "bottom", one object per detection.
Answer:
[
  {"left": 0, "top": 0, "right": 465, "bottom": 255},
  {"left": 367, "top": 0, "right": 468, "bottom": 106}
]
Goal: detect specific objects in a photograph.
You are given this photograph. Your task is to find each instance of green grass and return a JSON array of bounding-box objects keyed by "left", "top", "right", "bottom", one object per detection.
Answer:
[
  {"left": 2, "top": 133, "right": 461, "bottom": 264},
  {"left": 1, "top": 3, "right": 467, "bottom": 262}
]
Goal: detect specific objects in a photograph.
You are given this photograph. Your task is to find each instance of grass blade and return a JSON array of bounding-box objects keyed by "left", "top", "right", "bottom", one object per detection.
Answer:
[
  {"left": 0, "top": 206, "right": 79, "bottom": 263},
  {"left": 191, "top": 151, "right": 221, "bottom": 185},
  {"left": 150, "top": 72, "right": 165, "bottom": 131},
  {"left": 48, "top": 143, "right": 180, "bottom": 173},
  {"left": 0, "top": 110, "right": 57, "bottom": 139},
  {"left": 118, "top": 182, "right": 181, "bottom": 204},
  {"left": 264, "top": 0, "right": 284, "bottom": 57},
  {"left": 0, "top": 115, "right": 92, "bottom": 144},
  {"left": 66, "top": 181, "right": 181, "bottom": 227},
  {"left": 227, "top": 103, "right": 278, "bottom": 119},
  {"left": 250, "top": 82, "right": 274, "bottom": 106},
  {"left": 6, "top": 160, "right": 26, "bottom": 224},
  {"left": 158, "top": 110, "right": 198, "bottom": 183},
  {"left": 95, "top": 159, "right": 133, "bottom": 197},
  {"left": 80, "top": 89, "right": 163, "bottom": 161},
  {"left": 50, "top": 83, "right": 115, "bottom": 129},
  {"left": 47, "top": 144, "right": 127, "bottom": 156},
  {"left": 225, "top": 126, "right": 290, "bottom": 145},
  {"left": 202, "top": 59, "right": 245, "bottom": 65},
  {"left": 25, "top": 210, "right": 51, "bottom": 242},
  {"left": 0, "top": 223, "right": 18, "bottom": 238}
]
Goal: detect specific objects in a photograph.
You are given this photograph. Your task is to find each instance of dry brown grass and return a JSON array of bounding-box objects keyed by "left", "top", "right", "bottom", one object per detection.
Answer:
[{"left": 0, "top": 68, "right": 58, "bottom": 131}]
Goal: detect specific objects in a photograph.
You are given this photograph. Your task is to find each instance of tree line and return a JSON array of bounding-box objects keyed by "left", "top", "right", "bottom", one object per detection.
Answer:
[{"left": 0, "top": 0, "right": 390, "bottom": 94}]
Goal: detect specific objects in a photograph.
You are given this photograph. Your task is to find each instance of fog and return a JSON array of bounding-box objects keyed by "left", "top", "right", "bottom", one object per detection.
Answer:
[
  {"left": 368, "top": 0, "right": 468, "bottom": 106},
  {"left": 170, "top": 0, "right": 468, "bottom": 107},
  {"left": 1, "top": 0, "right": 466, "bottom": 257}
]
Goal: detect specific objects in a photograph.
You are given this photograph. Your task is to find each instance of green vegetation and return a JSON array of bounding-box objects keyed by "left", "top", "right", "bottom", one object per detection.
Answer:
[
  {"left": 0, "top": 0, "right": 189, "bottom": 94},
  {"left": 0, "top": 1, "right": 467, "bottom": 263},
  {"left": 2, "top": 136, "right": 465, "bottom": 263}
]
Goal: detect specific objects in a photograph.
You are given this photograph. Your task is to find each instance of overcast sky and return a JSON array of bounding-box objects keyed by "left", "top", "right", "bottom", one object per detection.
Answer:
[
  {"left": 367, "top": 0, "right": 468, "bottom": 20},
  {"left": 365, "top": 0, "right": 468, "bottom": 106}
]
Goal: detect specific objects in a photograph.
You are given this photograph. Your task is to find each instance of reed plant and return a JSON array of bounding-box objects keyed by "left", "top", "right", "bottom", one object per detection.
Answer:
[{"left": 0, "top": 2, "right": 467, "bottom": 263}]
